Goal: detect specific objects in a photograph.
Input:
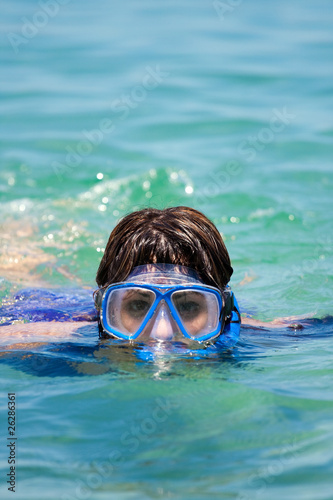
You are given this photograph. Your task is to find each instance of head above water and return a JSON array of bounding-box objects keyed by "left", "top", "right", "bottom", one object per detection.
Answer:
[{"left": 95, "top": 207, "right": 236, "bottom": 343}]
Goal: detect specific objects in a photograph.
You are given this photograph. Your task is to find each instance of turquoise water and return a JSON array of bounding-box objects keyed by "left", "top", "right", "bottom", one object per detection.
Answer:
[{"left": 1, "top": 0, "right": 333, "bottom": 498}]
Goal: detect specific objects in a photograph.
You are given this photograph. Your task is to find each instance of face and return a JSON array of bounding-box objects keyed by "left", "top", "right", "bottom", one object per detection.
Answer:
[{"left": 102, "top": 264, "right": 222, "bottom": 343}]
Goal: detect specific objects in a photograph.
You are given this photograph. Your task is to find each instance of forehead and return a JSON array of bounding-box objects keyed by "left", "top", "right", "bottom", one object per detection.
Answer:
[{"left": 125, "top": 263, "right": 203, "bottom": 285}]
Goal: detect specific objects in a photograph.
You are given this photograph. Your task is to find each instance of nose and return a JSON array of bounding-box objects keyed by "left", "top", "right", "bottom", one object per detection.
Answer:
[{"left": 150, "top": 303, "right": 174, "bottom": 341}]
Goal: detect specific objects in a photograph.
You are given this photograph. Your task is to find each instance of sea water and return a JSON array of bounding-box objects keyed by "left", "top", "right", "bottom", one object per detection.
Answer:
[{"left": 0, "top": 0, "right": 332, "bottom": 498}]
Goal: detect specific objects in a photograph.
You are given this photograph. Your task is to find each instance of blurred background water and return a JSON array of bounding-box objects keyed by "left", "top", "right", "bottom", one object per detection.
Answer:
[{"left": 0, "top": 0, "right": 332, "bottom": 499}]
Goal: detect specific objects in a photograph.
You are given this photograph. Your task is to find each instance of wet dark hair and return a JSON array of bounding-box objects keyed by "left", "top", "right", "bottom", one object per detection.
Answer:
[{"left": 96, "top": 206, "right": 233, "bottom": 293}]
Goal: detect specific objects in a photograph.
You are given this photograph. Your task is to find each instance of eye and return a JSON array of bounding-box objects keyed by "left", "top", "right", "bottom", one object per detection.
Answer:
[
  {"left": 123, "top": 299, "right": 152, "bottom": 318},
  {"left": 177, "top": 301, "right": 201, "bottom": 318},
  {"left": 174, "top": 299, "right": 204, "bottom": 320}
]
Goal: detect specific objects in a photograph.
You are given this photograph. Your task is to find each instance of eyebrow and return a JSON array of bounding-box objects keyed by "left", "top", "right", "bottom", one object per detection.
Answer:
[
  {"left": 173, "top": 291, "right": 203, "bottom": 299},
  {"left": 123, "top": 290, "right": 153, "bottom": 300}
]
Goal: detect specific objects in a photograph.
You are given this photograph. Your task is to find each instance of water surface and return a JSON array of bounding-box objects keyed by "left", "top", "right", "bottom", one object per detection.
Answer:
[{"left": 0, "top": 0, "right": 332, "bottom": 498}]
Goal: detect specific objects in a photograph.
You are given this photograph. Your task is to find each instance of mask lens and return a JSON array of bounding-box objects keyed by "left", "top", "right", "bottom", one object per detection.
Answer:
[
  {"left": 106, "top": 287, "right": 156, "bottom": 336},
  {"left": 171, "top": 289, "right": 220, "bottom": 338}
]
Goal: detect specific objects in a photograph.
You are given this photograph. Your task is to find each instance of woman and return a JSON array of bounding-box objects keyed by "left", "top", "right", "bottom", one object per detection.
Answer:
[{"left": 0, "top": 206, "right": 301, "bottom": 343}]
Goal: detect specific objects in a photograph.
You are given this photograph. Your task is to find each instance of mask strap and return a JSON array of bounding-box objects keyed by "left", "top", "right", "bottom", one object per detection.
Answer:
[
  {"left": 94, "top": 287, "right": 108, "bottom": 338},
  {"left": 94, "top": 288, "right": 105, "bottom": 310},
  {"left": 222, "top": 289, "right": 234, "bottom": 322}
]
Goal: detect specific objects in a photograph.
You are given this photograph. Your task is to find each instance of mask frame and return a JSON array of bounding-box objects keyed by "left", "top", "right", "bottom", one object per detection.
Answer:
[{"left": 95, "top": 282, "right": 234, "bottom": 343}]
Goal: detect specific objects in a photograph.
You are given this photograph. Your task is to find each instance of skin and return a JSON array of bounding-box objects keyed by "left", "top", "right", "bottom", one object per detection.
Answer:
[{"left": 0, "top": 321, "right": 93, "bottom": 340}]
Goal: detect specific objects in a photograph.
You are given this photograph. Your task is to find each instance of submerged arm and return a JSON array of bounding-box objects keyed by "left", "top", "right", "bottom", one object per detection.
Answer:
[
  {"left": 241, "top": 315, "right": 306, "bottom": 330},
  {"left": 0, "top": 321, "right": 96, "bottom": 340}
]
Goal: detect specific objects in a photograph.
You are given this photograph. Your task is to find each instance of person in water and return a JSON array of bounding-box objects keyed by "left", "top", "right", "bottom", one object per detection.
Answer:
[{"left": 0, "top": 206, "right": 301, "bottom": 342}]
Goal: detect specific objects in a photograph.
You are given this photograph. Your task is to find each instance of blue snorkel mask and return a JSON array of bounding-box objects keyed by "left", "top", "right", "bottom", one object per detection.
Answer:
[{"left": 95, "top": 264, "right": 241, "bottom": 347}]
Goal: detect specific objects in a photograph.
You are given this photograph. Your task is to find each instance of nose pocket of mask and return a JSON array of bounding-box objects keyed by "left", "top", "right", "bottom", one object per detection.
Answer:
[{"left": 148, "top": 302, "right": 176, "bottom": 341}]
